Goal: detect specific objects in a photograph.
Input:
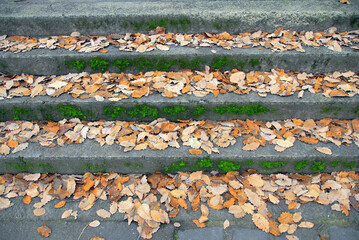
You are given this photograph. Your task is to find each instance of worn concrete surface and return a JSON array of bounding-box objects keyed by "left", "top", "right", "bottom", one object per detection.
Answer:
[
  {"left": 0, "top": 91, "right": 357, "bottom": 122},
  {"left": 0, "top": 138, "right": 358, "bottom": 174},
  {"left": 0, "top": 197, "right": 358, "bottom": 240},
  {"left": 1, "top": 46, "right": 358, "bottom": 75},
  {"left": 0, "top": 0, "right": 358, "bottom": 36}
]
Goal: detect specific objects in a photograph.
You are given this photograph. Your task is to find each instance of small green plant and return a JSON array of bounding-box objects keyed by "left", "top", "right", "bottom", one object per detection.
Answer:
[
  {"left": 342, "top": 161, "right": 356, "bottom": 170},
  {"left": 245, "top": 160, "right": 253, "bottom": 165},
  {"left": 65, "top": 59, "right": 86, "bottom": 71},
  {"left": 215, "top": 104, "right": 269, "bottom": 116},
  {"left": 191, "top": 105, "right": 207, "bottom": 116},
  {"left": 352, "top": 106, "right": 359, "bottom": 115},
  {"left": 311, "top": 161, "right": 326, "bottom": 173},
  {"left": 104, "top": 106, "right": 127, "bottom": 118},
  {"left": 89, "top": 58, "right": 109, "bottom": 72},
  {"left": 192, "top": 158, "right": 213, "bottom": 170},
  {"left": 164, "top": 161, "right": 187, "bottom": 172},
  {"left": 217, "top": 160, "right": 240, "bottom": 172},
  {"left": 128, "top": 105, "right": 159, "bottom": 118},
  {"left": 57, "top": 105, "right": 87, "bottom": 119},
  {"left": 13, "top": 107, "right": 30, "bottom": 120},
  {"left": 164, "top": 106, "right": 187, "bottom": 115},
  {"left": 294, "top": 160, "right": 309, "bottom": 170},
  {"left": 113, "top": 59, "right": 130, "bottom": 71},
  {"left": 82, "top": 162, "right": 107, "bottom": 172},
  {"left": 331, "top": 160, "right": 341, "bottom": 168},
  {"left": 260, "top": 161, "right": 287, "bottom": 170},
  {"left": 320, "top": 106, "right": 341, "bottom": 116},
  {"left": 124, "top": 162, "right": 131, "bottom": 167}
]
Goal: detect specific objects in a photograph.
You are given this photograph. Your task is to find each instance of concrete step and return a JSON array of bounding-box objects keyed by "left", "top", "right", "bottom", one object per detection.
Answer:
[
  {"left": 1, "top": 45, "right": 358, "bottom": 76},
  {"left": 0, "top": 0, "right": 358, "bottom": 36},
  {"left": 0, "top": 131, "right": 358, "bottom": 174},
  {"left": 0, "top": 92, "right": 358, "bottom": 122},
  {"left": 0, "top": 199, "right": 358, "bottom": 240}
]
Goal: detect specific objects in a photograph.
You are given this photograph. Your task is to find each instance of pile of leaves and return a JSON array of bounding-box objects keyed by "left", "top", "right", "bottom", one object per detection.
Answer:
[
  {"left": 0, "top": 118, "right": 358, "bottom": 155},
  {"left": 0, "top": 27, "right": 358, "bottom": 54},
  {"left": 0, "top": 68, "right": 358, "bottom": 101},
  {"left": 0, "top": 171, "right": 358, "bottom": 239}
]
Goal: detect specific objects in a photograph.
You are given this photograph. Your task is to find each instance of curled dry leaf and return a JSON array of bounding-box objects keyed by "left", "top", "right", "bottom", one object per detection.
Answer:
[
  {"left": 54, "top": 200, "right": 66, "bottom": 209},
  {"left": 0, "top": 197, "right": 11, "bottom": 210},
  {"left": 23, "top": 173, "right": 41, "bottom": 181},
  {"left": 316, "top": 147, "right": 332, "bottom": 155},
  {"left": 89, "top": 220, "right": 101, "bottom": 228},
  {"left": 37, "top": 226, "right": 51, "bottom": 238}
]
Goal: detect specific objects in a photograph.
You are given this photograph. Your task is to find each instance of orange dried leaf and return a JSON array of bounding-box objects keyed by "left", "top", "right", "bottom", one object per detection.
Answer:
[
  {"left": 23, "top": 195, "right": 31, "bottom": 205},
  {"left": 37, "top": 226, "right": 51, "bottom": 238},
  {"left": 189, "top": 149, "right": 203, "bottom": 155},
  {"left": 278, "top": 212, "right": 294, "bottom": 224},
  {"left": 54, "top": 200, "right": 66, "bottom": 209},
  {"left": 7, "top": 140, "right": 18, "bottom": 148},
  {"left": 90, "top": 237, "right": 105, "bottom": 240},
  {"left": 132, "top": 87, "right": 148, "bottom": 98},
  {"left": 288, "top": 202, "right": 297, "bottom": 210},
  {"left": 193, "top": 219, "right": 206, "bottom": 228},
  {"left": 252, "top": 213, "right": 269, "bottom": 233}
]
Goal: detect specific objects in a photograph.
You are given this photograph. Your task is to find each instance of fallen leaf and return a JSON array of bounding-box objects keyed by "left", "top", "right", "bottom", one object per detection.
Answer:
[
  {"left": 0, "top": 197, "right": 11, "bottom": 210},
  {"left": 243, "top": 142, "right": 260, "bottom": 151},
  {"left": 54, "top": 201, "right": 66, "bottom": 209},
  {"left": 23, "top": 173, "right": 41, "bottom": 181},
  {"left": 96, "top": 209, "right": 111, "bottom": 219},
  {"left": 278, "top": 212, "right": 294, "bottom": 224},
  {"left": 33, "top": 208, "right": 46, "bottom": 216},
  {"left": 252, "top": 213, "right": 269, "bottom": 233},
  {"left": 89, "top": 220, "right": 101, "bottom": 228},
  {"left": 298, "top": 221, "right": 314, "bottom": 228},
  {"left": 316, "top": 147, "right": 332, "bottom": 155},
  {"left": 90, "top": 237, "right": 105, "bottom": 240},
  {"left": 137, "top": 203, "right": 152, "bottom": 221},
  {"left": 223, "top": 219, "right": 230, "bottom": 229},
  {"left": 61, "top": 209, "right": 73, "bottom": 219},
  {"left": 340, "top": 0, "right": 350, "bottom": 4},
  {"left": 189, "top": 149, "right": 203, "bottom": 155},
  {"left": 37, "top": 226, "right": 51, "bottom": 238},
  {"left": 286, "top": 235, "right": 299, "bottom": 240},
  {"left": 23, "top": 195, "right": 31, "bottom": 205}
]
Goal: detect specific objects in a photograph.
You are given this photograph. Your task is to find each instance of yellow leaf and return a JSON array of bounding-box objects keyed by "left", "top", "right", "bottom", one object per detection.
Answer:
[
  {"left": 23, "top": 195, "right": 31, "bottom": 205},
  {"left": 278, "top": 212, "right": 294, "bottom": 224},
  {"left": 252, "top": 213, "right": 269, "bottom": 233}
]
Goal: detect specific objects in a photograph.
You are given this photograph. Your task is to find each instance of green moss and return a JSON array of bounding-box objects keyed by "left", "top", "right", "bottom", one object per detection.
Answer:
[
  {"left": 311, "top": 161, "right": 326, "bottom": 173},
  {"left": 163, "top": 106, "right": 188, "bottom": 115},
  {"left": 192, "top": 158, "right": 213, "bottom": 170},
  {"left": 331, "top": 160, "right": 341, "bottom": 168},
  {"left": 342, "top": 161, "right": 356, "bottom": 170},
  {"left": 260, "top": 161, "right": 287, "bottom": 170},
  {"left": 13, "top": 107, "right": 30, "bottom": 120},
  {"left": 89, "top": 58, "right": 109, "bottom": 72},
  {"left": 113, "top": 59, "right": 130, "bottom": 72},
  {"left": 0, "top": 62, "right": 7, "bottom": 68},
  {"left": 82, "top": 161, "right": 107, "bottom": 172},
  {"left": 294, "top": 160, "right": 309, "bottom": 170},
  {"left": 215, "top": 104, "right": 269, "bottom": 116},
  {"left": 128, "top": 105, "right": 159, "bottom": 118},
  {"left": 5, "top": 158, "right": 53, "bottom": 172},
  {"left": 210, "top": 57, "right": 261, "bottom": 70},
  {"left": 352, "top": 106, "right": 359, "bottom": 115},
  {"left": 134, "top": 163, "right": 143, "bottom": 169},
  {"left": 217, "top": 160, "right": 240, "bottom": 172},
  {"left": 174, "top": 231, "right": 179, "bottom": 239},
  {"left": 190, "top": 105, "right": 207, "bottom": 116},
  {"left": 104, "top": 106, "right": 127, "bottom": 119},
  {"left": 56, "top": 105, "right": 87, "bottom": 120},
  {"left": 245, "top": 160, "right": 253, "bottom": 165},
  {"left": 65, "top": 59, "right": 86, "bottom": 71},
  {"left": 124, "top": 162, "right": 131, "bottom": 167},
  {"left": 320, "top": 106, "right": 342, "bottom": 116},
  {"left": 164, "top": 161, "right": 187, "bottom": 172}
]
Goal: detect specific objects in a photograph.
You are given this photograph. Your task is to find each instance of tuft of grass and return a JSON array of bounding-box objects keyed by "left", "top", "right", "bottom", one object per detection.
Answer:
[
  {"left": 294, "top": 160, "right": 309, "bottom": 170},
  {"left": 193, "top": 158, "right": 213, "bottom": 170},
  {"left": 311, "top": 161, "right": 326, "bottom": 173},
  {"left": 89, "top": 58, "right": 109, "bottom": 72}
]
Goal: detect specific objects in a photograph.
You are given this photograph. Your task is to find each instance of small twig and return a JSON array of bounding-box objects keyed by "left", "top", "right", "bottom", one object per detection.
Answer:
[
  {"left": 77, "top": 223, "right": 89, "bottom": 240},
  {"left": 93, "top": 180, "right": 114, "bottom": 204}
]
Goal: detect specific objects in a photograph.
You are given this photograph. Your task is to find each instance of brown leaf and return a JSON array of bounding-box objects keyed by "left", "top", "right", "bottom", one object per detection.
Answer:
[
  {"left": 189, "top": 149, "right": 203, "bottom": 155},
  {"left": 247, "top": 174, "right": 264, "bottom": 187},
  {"left": 0, "top": 197, "right": 11, "bottom": 210},
  {"left": 24, "top": 173, "right": 41, "bottom": 181},
  {"left": 0, "top": 144, "right": 10, "bottom": 155},
  {"left": 193, "top": 219, "right": 206, "bottom": 228},
  {"left": 298, "top": 221, "right": 314, "bottom": 228},
  {"left": 37, "top": 226, "right": 51, "bottom": 238},
  {"left": 96, "top": 209, "right": 111, "bottom": 219},
  {"left": 243, "top": 142, "right": 260, "bottom": 151},
  {"left": 340, "top": 0, "right": 350, "bottom": 4},
  {"left": 278, "top": 212, "right": 294, "bottom": 224},
  {"left": 31, "top": 85, "right": 43, "bottom": 98},
  {"left": 7, "top": 140, "right": 18, "bottom": 148},
  {"left": 286, "top": 236, "right": 299, "bottom": 240},
  {"left": 138, "top": 203, "right": 152, "bottom": 221},
  {"left": 89, "top": 220, "right": 101, "bottom": 228},
  {"left": 90, "top": 237, "right": 105, "bottom": 240},
  {"left": 269, "top": 219, "right": 281, "bottom": 236},
  {"left": 316, "top": 147, "right": 332, "bottom": 155},
  {"left": 288, "top": 202, "right": 297, "bottom": 210},
  {"left": 252, "top": 213, "right": 269, "bottom": 233},
  {"left": 20, "top": 194, "right": 31, "bottom": 205},
  {"left": 54, "top": 200, "right": 66, "bottom": 209},
  {"left": 33, "top": 208, "right": 46, "bottom": 217},
  {"left": 320, "top": 235, "right": 327, "bottom": 240}
]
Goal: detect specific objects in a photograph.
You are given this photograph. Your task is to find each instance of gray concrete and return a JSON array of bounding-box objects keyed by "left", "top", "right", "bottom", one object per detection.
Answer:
[
  {"left": 0, "top": 0, "right": 358, "bottom": 36},
  {"left": 328, "top": 226, "right": 359, "bottom": 240},
  {"left": 1, "top": 91, "right": 357, "bottom": 122},
  {"left": 178, "top": 227, "right": 223, "bottom": 240},
  {"left": 0, "top": 137, "right": 358, "bottom": 174},
  {"left": 232, "top": 229, "right": 270, "bottom": 240},
  {"left": 0, "top": 197, "right": 358, "bottom": 240},
  {"left": 0, "top": 46, "right": 358, "bottom": 75}
]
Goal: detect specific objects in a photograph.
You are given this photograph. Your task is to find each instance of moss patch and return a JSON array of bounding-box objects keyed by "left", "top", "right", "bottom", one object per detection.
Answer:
[
  {"left": 164, "top": 161, "right": 187, "bottom": 172},
  {"left": 294, "top": 160, "right": 309, "bottom": 170},
  {"left": 217, "top": 160, "right": 240, "bottom": 172},
  {"left": 192, "top": 158, "right": 213, "bottom": 171},
  {"left": 56, "top": 105, "right": 88, "bottom": 120},
  {"left": 89, "top": 58, "right": 109, "bottom": 72},
  {"left": 311, "top": 161, "right": 326, "bottom": 173},
  {"left": 215, "top": 104, "right": 269, "bottom": 116},
  {"left": 5, "top": 158, "right": 53, "bottom": 172},
  {"left": 260, "top": 161, "right": 286, "bottom": 170}
]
